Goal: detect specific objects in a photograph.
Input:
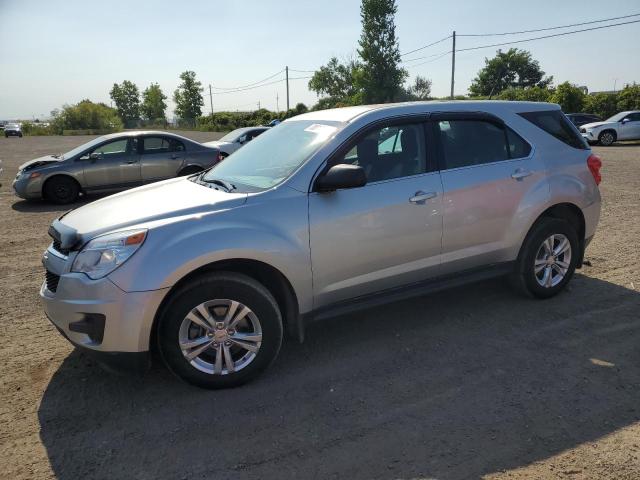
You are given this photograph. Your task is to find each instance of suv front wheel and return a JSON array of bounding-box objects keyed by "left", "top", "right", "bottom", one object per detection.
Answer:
[
  {"left": 158, "top": 272, "right": 283, "bottom": 389},
  {"left": 512, "top": 218, "right": 579, "bottom": 299}
]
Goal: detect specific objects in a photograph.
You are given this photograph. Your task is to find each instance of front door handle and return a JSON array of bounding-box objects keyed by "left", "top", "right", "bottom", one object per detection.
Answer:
[
  {"left": 511, "top": 169, "right": 532, "bottom": 180},
  {"left": 409, "top": 191, "right": 437, "bottom": 204}
]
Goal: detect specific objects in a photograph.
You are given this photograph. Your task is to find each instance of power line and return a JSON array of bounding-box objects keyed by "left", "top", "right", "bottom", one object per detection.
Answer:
[
  {"left": 405, "top": 50, "right": 452, "bottom": 69},
  {"left": 211, "top": 69, "right": 284, "bottom": 90},
  {"left": 212, "top": 78, "right": 284, "bottom": 95},
  {"left": 459, "top": 12, "right": 640, "bottom": 37},
  {"left": 289, "top": 68, "right": 316, "bottom": 73},
  {"left": 401, "top": 49, "right": 452, "bottom": 64},
  {"left": 400, "top": 34, "right": 452, "bottom": 57},
  {"left": 456, "top": 19, "right": 640, "bottom": 53}
]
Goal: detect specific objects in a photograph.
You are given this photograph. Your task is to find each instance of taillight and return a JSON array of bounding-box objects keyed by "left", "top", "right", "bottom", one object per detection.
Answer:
[{"left": 587, "top": 154, "right": 602, "bottom": 185}]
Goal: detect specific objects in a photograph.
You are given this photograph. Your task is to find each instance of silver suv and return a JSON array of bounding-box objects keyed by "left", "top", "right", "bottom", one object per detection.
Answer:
[{"left": 41, "top": 101, "right": 602, "bottom": 388}]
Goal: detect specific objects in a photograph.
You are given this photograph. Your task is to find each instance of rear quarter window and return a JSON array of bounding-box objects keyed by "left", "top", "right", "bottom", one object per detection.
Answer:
[{"left": 519, "top": 110, "right": 588, "bottom": 150}]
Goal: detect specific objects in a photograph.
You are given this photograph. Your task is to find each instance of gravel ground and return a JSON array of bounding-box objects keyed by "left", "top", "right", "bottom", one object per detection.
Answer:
[{"left": 0, "top": 133, "right": 639, "bottom": 480}]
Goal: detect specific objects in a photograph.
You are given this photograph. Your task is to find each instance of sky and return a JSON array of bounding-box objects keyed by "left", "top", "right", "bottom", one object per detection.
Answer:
[{"left": 1, "top": 0, "right": 639, "bottom": 120}]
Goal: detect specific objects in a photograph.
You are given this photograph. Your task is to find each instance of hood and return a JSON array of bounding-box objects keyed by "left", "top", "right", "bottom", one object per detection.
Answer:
[
  {"left": 19, "top": 155, "right": 63, "bottom": 171},
  {"left": 581, "top": 121, "right": 616, "bottom": 130},
  {"left": 58, "top": 177, "right": 248, "bottom": 239}
]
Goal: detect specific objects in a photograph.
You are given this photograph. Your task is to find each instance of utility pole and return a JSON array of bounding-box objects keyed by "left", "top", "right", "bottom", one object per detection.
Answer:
[
  {"left": 276, "top": 93, "right": 279, "bottom": 113},
  {"left": 257, "top": 101, "right": 261, "bottom": 111},
  {"left": 285, "top": 66, "right": 290, "bottom": 111},
  {"left": 208, "top": 84, "right": 214, "bottom": 117},
  {"left": 450, "top": 31, "right": 456, "bottom": 100}
]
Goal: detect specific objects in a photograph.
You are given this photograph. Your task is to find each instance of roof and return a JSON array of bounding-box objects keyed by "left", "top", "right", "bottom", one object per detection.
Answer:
[
  {"left": 100, "top": 130, "right": 198, "bottom": 142},
  {"left": 290, "top": 100, "right": 561, "bottom": 124}
]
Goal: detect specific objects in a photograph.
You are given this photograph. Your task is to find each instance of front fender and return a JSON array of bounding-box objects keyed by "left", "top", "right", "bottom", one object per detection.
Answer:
[{"left": 108, "top": 190, "right": 313, "bottom": 313}]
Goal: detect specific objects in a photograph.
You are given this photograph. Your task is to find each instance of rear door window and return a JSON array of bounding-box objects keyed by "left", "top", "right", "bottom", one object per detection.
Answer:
[
  {"left": 142, "top": 137, "right": 171, "bottom": 154},
  {"left": 437, "top": 120, "right": 508, "bottom": 169},
  {"left": 519, "top": 110, "right": 588, "bottom": 149}
]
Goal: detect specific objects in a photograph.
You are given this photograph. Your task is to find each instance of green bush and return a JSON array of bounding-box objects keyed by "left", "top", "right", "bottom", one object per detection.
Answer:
[
  {"left": 616, "top": 83, "right": 640, "bottom": 111},
  {"left": 20, "top": 122, "right": 54, "bottom": 136},
  {"left": 583, "top": 92, "right": 618, "bottom": 119},
  {"left": 194, "top": 104, "right": 309, "bottom": 132},
  {"left": 50, "top": 100, "right": 123, "bottom": 135}
]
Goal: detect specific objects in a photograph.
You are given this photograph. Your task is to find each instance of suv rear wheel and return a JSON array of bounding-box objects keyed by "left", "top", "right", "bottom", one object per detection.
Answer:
[
  {"left": 598, "top": 130, "right": 616, "bottom": 146},
  {"left": 512, "top": 218, "right": 579, "bottom": 298},
  {"left": 157, "top": 272, "right": 283, "bottom": 389}
]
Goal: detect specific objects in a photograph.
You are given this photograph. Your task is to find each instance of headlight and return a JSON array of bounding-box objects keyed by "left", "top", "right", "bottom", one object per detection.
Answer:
[{"left": 71, "top": 229, "right": 147, "bottom": 279}]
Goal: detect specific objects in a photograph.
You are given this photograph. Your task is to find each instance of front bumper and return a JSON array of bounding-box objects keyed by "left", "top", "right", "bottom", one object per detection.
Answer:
[
  {"left": 581, "top": 131, "right": 596, "bottom": 142},
  {"left": 40, "top": 246, "right": 170, "bottom": 360},
  {"left": 5, "top": 130, "right": 22, "bottom": 136},
  {"left": 12, "top": 175, "right": 42, "bottom": 199}
]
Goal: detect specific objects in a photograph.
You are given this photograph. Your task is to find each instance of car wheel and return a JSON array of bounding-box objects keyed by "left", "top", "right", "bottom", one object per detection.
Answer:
[
  {"left": 598, "top": 130, "right": 616, "bottom": 146},
  {"left": 158, "top": 272, "right": 283, "bottom": 389},
  {"left": 43, "top": 176, "right": 80, "bottom": 204},
  {"left": 511, "top": 218, "right": 579, "bottom": 299}
]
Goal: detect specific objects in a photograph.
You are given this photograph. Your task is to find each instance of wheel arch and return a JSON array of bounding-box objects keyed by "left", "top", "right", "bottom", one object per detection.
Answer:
[
  {"left": 42, "top": 173, "right": 83, "bottom": 199},
  {"left": 598, "top": 128, "right": 617, "bottom": 143},
  {"left": 526, "top": 202, "right": 586, "bottom": 267},
  {"left": 151, "top": 258, "right": 302, "bottom": 353}
]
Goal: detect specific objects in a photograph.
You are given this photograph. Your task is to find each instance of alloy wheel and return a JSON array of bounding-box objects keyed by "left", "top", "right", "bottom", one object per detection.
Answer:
[
  {"left": 178, "top": 299, "right": 262, "bottom": 375},
  {"left": 534, "top": 233, "right": 572, "bottom": 288}
]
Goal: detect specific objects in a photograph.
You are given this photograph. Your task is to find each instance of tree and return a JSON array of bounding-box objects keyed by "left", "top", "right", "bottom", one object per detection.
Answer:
[
  {"left": 583, "top": 92, "right": 618, "bottom": 119},
  {"left": 141, "top": 83, "right": 167, "bottom": 120},
  {"left": 173, "top": 71, "right": 204, "bottom": 123},
  {"left": 407, "top": 76, "right": 432, "bottom": 100},
  {"left": 357, "top": 0, "right": 407, "bottom": 103},
  {"left": 549, "top": 82, "right": 585, "bottom": 112},
  {"left": 616, "top": 83, "right": 640, "bottom": 111},
  {"left": 469, "top": 48, "right": 553, "bottom": 97},
  {"left": 308, "top": 56, "right": 363, "bottom": 103},
  {"left": 109, "top": 80, "right": 140, "bottom": 127},
  {"left": 496, "top": 86, "right": 553, "bottom": 102}
]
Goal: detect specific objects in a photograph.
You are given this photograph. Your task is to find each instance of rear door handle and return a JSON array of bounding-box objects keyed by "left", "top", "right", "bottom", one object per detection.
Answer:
[
  {"left": 511, "top": 169, "right": 532, "bottom": 180},
  {"left": 409, "top": 191, "right": 437, "bottom": 204}
]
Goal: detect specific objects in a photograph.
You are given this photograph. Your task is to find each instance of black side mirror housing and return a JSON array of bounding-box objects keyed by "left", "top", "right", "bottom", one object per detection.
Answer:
[
  {"left": 89, "top": 152, "right": 101, "bottom": 160},
  {"left": 315, "top": 164, "right": 367, "bottom": 192}
]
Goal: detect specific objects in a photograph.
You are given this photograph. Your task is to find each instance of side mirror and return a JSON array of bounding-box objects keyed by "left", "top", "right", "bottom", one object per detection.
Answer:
[
  {"left": 621, "top": 118, "right": 630, "bottom": 124},
  {"left": 89, "top": 152, "right": 102, "bottom": 161},
  {"left": 315, "top": 164, "right": 367, "bottom": 192},
  {"left": 237, "top": 136, "right": 246, "bottom": 144}
]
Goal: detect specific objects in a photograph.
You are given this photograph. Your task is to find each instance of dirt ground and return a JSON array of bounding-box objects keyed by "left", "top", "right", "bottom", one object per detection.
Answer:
[{"left": 0, "top": 132, "right": 639, "bottom": 480}]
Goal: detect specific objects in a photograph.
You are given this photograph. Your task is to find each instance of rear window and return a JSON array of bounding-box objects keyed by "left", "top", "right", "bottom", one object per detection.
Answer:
[{"left": 519, "top": 110, "right": 588, "bottom": 150}]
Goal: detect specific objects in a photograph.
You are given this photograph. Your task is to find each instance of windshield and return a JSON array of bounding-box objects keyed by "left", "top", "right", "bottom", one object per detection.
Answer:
[
  {"left": 62, "top": 135, "right": 111, "bottom": 159},
  {"left": 202, "top": 120, "right": 341, "bottom": 191},
  {"left": 218, "top": 128, "right": 248, "bottom": 142},
  {"left": 605, "top": 112, "right": 628, "bottom": 122}
]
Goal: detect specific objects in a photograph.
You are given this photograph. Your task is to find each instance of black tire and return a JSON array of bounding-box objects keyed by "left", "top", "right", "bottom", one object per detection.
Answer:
[
  {"left": 178, "top": 165, "right": 202, "bottom": 176},
  {"left": 18, "top": 133, "right": 23, "bottom": 138},
  {"left": 43, "top": 175, "right": 80, "bottom": 204},
  {"left": 219, "top": 152, "right": 229, "bottom": 159},
  {"left": 511, "top": 218, "right": 579, "bottom": 299},
  {"left": 157, "top": 272, "right": 283, "bottom": 389},
  {"left": 598, "top": 130, "right": 616, "bottom": 146}
]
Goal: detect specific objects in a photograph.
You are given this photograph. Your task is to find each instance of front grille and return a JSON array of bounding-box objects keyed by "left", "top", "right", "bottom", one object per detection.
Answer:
[
  {"left": 45, "top": 270, "right": 60, "bottom": 293},
  {"left": 51, "top": 239, "right": 70, "bottom": 256}
]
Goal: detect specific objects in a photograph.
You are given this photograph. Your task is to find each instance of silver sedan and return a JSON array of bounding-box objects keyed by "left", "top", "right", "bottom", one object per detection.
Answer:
[{"left": 12, "top": 131, "right": 221, "bottom": 204}]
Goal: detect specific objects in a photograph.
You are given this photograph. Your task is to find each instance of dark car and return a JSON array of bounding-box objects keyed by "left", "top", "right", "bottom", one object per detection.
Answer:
[{"left": 566, "top": 113, "right": 602, "bottom": 128}]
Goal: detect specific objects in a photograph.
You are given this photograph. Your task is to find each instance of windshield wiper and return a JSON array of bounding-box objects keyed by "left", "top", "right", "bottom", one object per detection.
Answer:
[{"left": 200, "top": 175, "right": 236, "bottom": 192}]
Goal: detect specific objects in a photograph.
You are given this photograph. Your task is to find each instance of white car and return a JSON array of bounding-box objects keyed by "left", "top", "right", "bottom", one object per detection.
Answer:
[
  {"left": 204, "top": 127, "right": 269, "bottom": 158},
  {"left": 580, "top": 111, "right": 640, "bottom": 146}
]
